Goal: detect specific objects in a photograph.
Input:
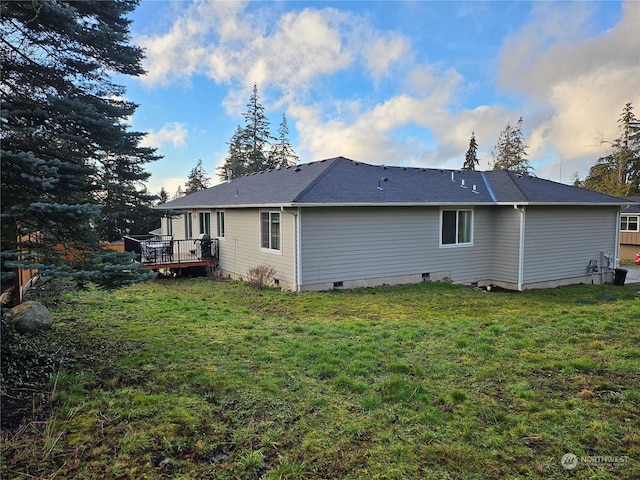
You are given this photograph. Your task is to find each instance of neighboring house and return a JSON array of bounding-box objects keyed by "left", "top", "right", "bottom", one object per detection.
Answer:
[
  {"left": 620, "top": 196, "right": 640, "bottom": 261},
  {"left": 159, "top": 156, "right": 627, "bottom": 291}
]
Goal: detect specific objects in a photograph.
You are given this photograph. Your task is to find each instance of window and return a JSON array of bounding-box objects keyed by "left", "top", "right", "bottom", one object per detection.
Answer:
[
  {"left": 166, "top": 216, "right": 173, "bottom": 236},
  {"left": 217, "top": 211, "right": 225, "bottom": 238},
  {"left": 441, "top": 209, "right": 473, "bottom": 246},
  {"left": 261, "top": 212, "right": 280, "bottom": 251},
  {"left": 187, "top": 213, "right": 193, "bottom": 239},
  {"left": 199, "top": 212, "right": 211, "bottom": 235},
  {"left": 621, "top": 215, "right": 639, "bottom": 232}
]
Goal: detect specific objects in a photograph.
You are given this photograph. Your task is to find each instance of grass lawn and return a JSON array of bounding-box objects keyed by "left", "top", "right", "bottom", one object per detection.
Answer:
[{"left": 2, "top": 279, "right": 640, "bottom": 479}]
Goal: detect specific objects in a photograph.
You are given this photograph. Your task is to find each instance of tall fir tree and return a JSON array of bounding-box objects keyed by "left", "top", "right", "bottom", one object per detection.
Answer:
[
  {"left": 462, "top": 132, "right": 479, "bottom": 170},
  {"left": 184, "top": 159, "right": 211, "bottom": 194},
  {"left": 217, "top": 126, "right": 247, "bottom": 181},
  {"left": 242, "top": 83, "right": 274, "bottom": 172},
  {"left": 491, "top": 117, "right": 531, "bottom": 174},
  {"left": 269, "top": 113, "right": 299, "bottom": 167},
  {"left": 577, "top": 103, "right": 640, "bottom": 196},
  {"left": 218, "top": 84, "right": 286, "bottom": 181},
  {"left": 1, "top": 0, "right": 158, "bottom": 297}
]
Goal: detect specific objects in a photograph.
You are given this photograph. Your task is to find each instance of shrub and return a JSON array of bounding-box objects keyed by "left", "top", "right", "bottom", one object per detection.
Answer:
[{"left": 247, "top": 264, "right": 277, "bottom": 289}]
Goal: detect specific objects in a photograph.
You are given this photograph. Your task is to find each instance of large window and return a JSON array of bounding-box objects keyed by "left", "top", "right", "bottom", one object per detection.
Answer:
[
  {"left": 199, "top": 212, "right": 211, "bottom": 235},
  {"left": 441, "top": 209, "right": 473, "bottom": 246},
  {"left": 621, "top": 215, "right": 639, "bottom": 232},
  {"left": 261, "top": 212, "right": 280, "bottom": 251},
  {"left": 217, "top": 211, "right": 225, "bottom": 238}
]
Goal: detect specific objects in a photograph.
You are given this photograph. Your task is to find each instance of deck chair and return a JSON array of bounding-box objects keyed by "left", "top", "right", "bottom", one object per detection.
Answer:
[
  {"left": 161, "top": 241, "right": 174, "bottom": 261},
  {"left": 141, "top": 244, "right": 157, "bottom": 263}
]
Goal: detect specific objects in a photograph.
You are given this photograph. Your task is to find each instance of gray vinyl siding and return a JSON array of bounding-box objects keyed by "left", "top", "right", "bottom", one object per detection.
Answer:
[
  {"left": 299, "top": 206, "right": 495, "bottom": 287},
  {"left": 218, "top": 209, "right": 296, "bottom": 286},
  {"left": 522, "top": 206, "right": 619, "bottom": 284},
  {"left": 490, "top": 207, "right": 521, "bottom": 286}
]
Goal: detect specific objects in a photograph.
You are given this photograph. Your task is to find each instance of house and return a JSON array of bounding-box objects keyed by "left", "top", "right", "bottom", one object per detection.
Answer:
[
  {"left": 620, "top": 196, "right": 640, "bottom": 261},
  {"left": 158, "top": 156, "right": 627, "bottom": 291}
]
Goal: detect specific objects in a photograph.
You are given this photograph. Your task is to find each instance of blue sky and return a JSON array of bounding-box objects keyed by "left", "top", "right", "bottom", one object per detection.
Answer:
[{"left": 122, "top": 0, "right": 640, "bottom": 196}]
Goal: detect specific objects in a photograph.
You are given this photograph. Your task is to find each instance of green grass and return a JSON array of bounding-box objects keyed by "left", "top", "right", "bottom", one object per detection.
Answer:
[{"left": 2, "top": 279, "right": 640, "bottom": 479}]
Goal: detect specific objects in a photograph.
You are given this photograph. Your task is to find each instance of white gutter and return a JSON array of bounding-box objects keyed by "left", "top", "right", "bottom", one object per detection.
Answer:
[
  {"left": 281, "top": 206, "right": 300, "bottom": 291},
  {"left": 514, "top": 204, "right": 526, "bottom": 291},
  {"left": 297, "top": 207, "right": 302, "bottom": 291},
  {"left": 158, "top": 201, "right": 629, "bottom": 210},
  {"left": 615, "top": 209, "right": 621, "bottom": 267}
]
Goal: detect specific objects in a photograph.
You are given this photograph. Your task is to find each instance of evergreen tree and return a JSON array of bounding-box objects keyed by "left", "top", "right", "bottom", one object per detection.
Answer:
[
  {"left": 577, "top": 103, "right": 640, "bottom": 196},
  {"left": 184, "top": 159, "right": 211, "bottom": 194},
  {"left": 269, "top": 113, "right": 299, "bottom": 168},
  {"left": 173, "top": 185, "right": 185, "bottom": 200},
  {"left": 158, "top": 187, "right": 170, "bottom": 205},
  {"left": 242, "top": 83, "right": 275, "bottom": 172},
  {"left": 96, "top": 149, "right": 161, "bottom": 242},
  {"left": 1, "top": 0, "right": 157, "bottom": 297},
  {"left": 217, "top": 84, "right": 279, "bottom": 180},
  {"left": 217, "top": 126, "right": 248, "bottom": 181},
  {"left": 462, "top": 132, "right": 479, "bottom": 170},
  {"left": 491, "top": 117, "right": 531, "bottom": 174}
]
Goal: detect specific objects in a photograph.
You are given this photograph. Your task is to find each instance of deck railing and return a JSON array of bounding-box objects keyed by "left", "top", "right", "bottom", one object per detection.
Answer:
[{"left": 123, "top": 235, "right": 219, "bottom": 267}]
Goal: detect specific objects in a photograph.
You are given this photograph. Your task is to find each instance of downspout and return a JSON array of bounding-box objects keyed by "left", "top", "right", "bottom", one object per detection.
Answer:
[
  {"left": 614, "top": 209, "right": 621, "bottom": 269},
  {"left": 282, "top": 206, "right": 300, "bottom": 291},
  {"left": 297, "top": 207, "right": 302, "bottom": 291},
  {"left": 514, "top": 204, "right": 526, "bottom": 291}
]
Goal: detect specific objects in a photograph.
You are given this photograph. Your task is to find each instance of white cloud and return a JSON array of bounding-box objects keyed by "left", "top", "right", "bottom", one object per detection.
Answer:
[
  {"left": 498, "top": 0, "right": 640, "bottom": 179},
  {"left": 139, "top": 3, "right": 353, "bottom": 91},
  {"left": 364, "top": 35, "right": 409, "bottom": 81},
  {"left": 141, "top": 122, "right": 188, "bottom": 148},
  {"left": 137, "top": 0, "right": 640, "bottom": 185},
  {"left": 138, "top": 1, "right": 250, "bottom": 85}
]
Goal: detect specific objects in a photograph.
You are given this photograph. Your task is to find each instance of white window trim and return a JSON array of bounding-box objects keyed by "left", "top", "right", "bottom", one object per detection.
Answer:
[
  {"left": 621, "top": 215, "right": 639, "bottom": 232},
  {"left": 439, "top": 208, "right": 474, "bottom": 248},
  {"left": 260, "top": 211, "right": 282, "bottom": 254},
  {"left": 216, "top": 210, "right": 226, "bottom": 240},
  {"left": 199, "top": 211, "right": 212, "bottom": 236}
]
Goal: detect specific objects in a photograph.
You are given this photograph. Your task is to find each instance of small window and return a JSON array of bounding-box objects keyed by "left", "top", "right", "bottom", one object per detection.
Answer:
[
  {"left": 621, "top": 215, "right": 639, "bottom": 232},
  {"left": 199, "top": 212, "right": 211, "bottom": 235},
  {"left": 166, "top": 215, "right": 174, "bottom": 236},
  {"left": 441, "top": 209, "right": 473, "bottom": 246},
  {"left": 187, "top": 213, "right": 193, "bottom": 239},
  {"left": 261, "top": 212, "right": 280, "bottom": 251},
  {"left": 217, "top": 211, "right": 225, "bottom": 238}
]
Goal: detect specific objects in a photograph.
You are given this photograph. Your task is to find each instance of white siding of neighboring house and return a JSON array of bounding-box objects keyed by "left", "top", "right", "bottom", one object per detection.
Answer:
[
  {"left": 217, "top": 208, "right": 296, "bottom": 289},
  {"left": 521, "top": 206, "right": 618, "bottom": 288},
  {"left": 299, "top": 206, "right": 495, "bottom": 291}
]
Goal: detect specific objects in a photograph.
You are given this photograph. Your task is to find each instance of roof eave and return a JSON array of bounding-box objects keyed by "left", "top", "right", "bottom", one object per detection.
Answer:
[
  {"left": 158, "top": 201, "right": 627, "bottom": 210},
  {"left": 496, "top": 202, "right": 628, "bottom": 207}
]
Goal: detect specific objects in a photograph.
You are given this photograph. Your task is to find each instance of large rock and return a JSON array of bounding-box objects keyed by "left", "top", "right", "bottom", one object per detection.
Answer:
[{"left": 4, "top": 301, "right": 54, "bottom": 333}]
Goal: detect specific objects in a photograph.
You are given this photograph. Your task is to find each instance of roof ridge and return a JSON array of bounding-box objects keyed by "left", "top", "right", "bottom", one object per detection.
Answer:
[{"left": 293, "top": 157, "right": 346, "bottom": 202}]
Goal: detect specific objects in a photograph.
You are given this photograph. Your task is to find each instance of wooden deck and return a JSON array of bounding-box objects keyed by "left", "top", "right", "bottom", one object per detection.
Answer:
[
  {"left": 124, "top": 235, "right": 219, "bottom": 272},
  {"left": 142, "top": 258, "right": 219, "bottom": 272}
]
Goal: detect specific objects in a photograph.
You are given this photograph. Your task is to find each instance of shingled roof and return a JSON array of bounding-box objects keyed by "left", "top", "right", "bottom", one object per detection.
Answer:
[
  {"left": 621, "top": 196, "right": 640, "bottom": 214},
  {"left": 160, "top": 157, "right": 626, "bottom": 209}
]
